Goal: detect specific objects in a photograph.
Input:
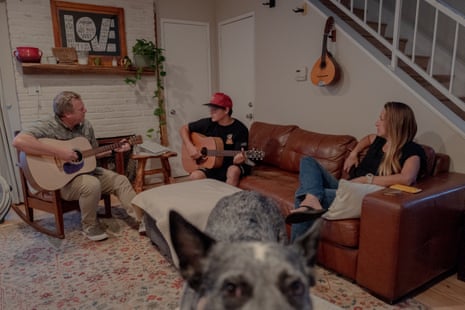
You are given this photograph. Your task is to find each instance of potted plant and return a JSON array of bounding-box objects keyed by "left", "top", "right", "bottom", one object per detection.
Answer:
[
  {"left": 125, "top": 39, "right": 168, "bottom": 145},
  {"left": 132, "top": 38, "right": 156, "bottom": 68}
]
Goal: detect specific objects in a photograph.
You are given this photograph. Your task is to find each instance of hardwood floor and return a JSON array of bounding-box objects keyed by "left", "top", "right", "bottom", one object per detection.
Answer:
[
  {"left": 3, "top": 190, "right": 465, "bottom": 309},
  {"left": 415, "top": 275, "right": 465, "bottom": 309}
]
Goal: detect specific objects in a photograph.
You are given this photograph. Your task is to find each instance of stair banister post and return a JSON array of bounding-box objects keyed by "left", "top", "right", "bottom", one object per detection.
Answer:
[
  {"left": 390, "top": 0, "right": 402, "bottom": 70},
  {"left": 411, "top": 0, "right": 420, "bottom": 64},
  {"left": 430, "top": 8, "right": 439, "bottom": 77}
]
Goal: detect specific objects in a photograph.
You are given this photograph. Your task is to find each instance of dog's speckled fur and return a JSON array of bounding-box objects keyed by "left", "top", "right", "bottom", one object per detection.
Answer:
[{"left": 169, "top": 191, "right": 320, "bottom": 310}]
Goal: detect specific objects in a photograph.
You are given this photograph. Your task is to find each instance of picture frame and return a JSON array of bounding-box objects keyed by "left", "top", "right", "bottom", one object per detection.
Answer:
[{"left": 50, "top": 0, "right": 127, "bottom": 62}]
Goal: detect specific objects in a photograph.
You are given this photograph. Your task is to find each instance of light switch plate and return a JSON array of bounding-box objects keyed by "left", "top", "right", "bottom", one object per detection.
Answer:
[{"left": 295, "top": 66, "right": 307, "bottom": 81}]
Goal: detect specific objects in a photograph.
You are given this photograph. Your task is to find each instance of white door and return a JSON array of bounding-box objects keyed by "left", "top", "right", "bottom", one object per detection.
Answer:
[
  {"left": 161, "top": 19, "right": 211, "bottom": 177},
  {"left": 0, "top": 1, "right": 21, "bottom": 203},
  {"left": 218, "top": 13, "right": 255, "bottom": 127}
]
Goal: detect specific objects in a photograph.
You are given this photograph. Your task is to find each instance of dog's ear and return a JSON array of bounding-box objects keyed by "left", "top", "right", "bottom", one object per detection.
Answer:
[
  {"left": 293, "top": 218, "right": 322, "bottom": 286},
  {"left": 169, "top": 210, "right": 216, "bottom": 290}
]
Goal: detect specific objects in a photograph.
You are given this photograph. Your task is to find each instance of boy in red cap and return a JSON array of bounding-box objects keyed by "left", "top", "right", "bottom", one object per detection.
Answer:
[{"left": 180, "top": 92, "right": 250, "bottom": 186}]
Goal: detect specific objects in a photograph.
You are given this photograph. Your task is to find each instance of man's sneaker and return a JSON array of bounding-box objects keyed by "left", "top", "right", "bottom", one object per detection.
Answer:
[
  {"left": 138, "top": 220, "right": 146, "bottom": 236},
  {"left": 83, "top": 224, "right": 108, "bottom": 241}
]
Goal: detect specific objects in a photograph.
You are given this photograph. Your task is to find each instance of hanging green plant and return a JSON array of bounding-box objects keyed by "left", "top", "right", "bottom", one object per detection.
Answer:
[{"left": 125, "top": 39, "right": 168, "bottom": 145}]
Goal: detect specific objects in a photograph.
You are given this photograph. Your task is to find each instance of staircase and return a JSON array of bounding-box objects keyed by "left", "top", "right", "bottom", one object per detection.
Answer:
[{"left": 309, "top": 0, "right": 465, "bottom": 133}]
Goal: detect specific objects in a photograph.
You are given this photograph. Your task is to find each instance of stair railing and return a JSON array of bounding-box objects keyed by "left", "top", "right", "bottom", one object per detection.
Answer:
[{"left": 326, "top": 0, "right": 465, "bottom": 113}]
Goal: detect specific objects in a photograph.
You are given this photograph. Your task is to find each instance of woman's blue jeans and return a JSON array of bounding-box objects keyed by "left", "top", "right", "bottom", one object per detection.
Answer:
[{"left": 291, "top": 156, "right": 339, "bottom": 241}]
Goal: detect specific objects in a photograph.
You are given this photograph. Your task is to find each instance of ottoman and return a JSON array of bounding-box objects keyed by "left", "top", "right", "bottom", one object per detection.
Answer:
[{"left": 131, "top": 179, "right": 241, "bottom": 267}]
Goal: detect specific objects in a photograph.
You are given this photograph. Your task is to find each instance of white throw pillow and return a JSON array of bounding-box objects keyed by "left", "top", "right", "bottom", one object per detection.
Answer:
[{"left": 322, "top": 179, "right": 384, "bottom": 220}]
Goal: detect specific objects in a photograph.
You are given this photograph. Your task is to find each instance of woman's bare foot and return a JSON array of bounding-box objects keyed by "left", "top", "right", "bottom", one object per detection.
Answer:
[
  {"left": 285, "top": 194, "right": 327, "bottom": 224},
  {"left": 294, "top": 194, "right": 323, "bottom": 211}
]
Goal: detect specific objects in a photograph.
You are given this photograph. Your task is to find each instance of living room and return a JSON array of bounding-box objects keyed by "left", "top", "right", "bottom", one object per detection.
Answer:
[{"left": 1, "top": 0, "right": 465, "bottom": 308}]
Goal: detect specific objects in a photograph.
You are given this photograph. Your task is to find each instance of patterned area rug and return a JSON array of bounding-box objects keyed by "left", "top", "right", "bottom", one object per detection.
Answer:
[{"left": 0, "top": 206, "right": 426, "bottom": 309}]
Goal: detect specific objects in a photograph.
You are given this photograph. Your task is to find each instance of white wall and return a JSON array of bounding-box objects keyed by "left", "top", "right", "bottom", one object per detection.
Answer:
[
  {"left": 4, "top": 0, "right": 465, "bottom": 173},
  {"left": 6, "top": 0, "right": 157, "bottom": 140},
  {"left": 215, "top": 0, "right": 465, "bottom": 173}
]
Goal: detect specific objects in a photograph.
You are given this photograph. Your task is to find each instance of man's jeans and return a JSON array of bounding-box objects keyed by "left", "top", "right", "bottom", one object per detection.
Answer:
[{"left": 291, "top": 156, "right": 339, "bottom": 241}]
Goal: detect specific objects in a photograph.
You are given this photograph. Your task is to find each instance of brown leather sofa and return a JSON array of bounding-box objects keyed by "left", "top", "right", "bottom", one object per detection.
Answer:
[{"left": 239, "top": 121, "right": 465, "bottom": 303}]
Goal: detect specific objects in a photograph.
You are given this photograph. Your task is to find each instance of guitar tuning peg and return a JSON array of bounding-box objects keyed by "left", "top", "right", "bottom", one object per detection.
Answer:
[
  {"left": 329, "top": 29, "right": 336, "bottom": 42},
  {"left": 262, "top": 0, "right": 275, "bottom": 8}
]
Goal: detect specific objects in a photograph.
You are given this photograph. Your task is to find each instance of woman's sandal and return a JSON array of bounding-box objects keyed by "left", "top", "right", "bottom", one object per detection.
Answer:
[{"left": 285, "top": 206, "right": 327, "bottom": 224}]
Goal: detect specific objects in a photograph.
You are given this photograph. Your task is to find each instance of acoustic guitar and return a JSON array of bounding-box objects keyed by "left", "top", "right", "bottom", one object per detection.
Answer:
[
  {"left": 20, "top": 135, "right": 142, "bottom": 191},
  {"left": 310, "top": 16, "right": 341, "bottom": 86},
  {"left": 182, "top": 132, "right": 265, "bottom": 173}
]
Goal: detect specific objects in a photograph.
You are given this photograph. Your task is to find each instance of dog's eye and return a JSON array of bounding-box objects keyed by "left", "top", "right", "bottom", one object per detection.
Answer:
[
  {"left": 288, "top": 280, "right": 305, "bottom": 296},
  {"left": 279, "top": 273, "right": 307, "bottom": 299},
  {"left": 224, "top": 282, "right": 239, "bottom": 297},
  {"left": 222, "top": 281, "right": 251, "bottom": 298}
]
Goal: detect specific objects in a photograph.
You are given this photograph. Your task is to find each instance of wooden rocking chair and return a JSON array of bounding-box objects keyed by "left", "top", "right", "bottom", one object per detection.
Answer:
[{"left": 12, "top": 151, "right": 112, "bottom": 239}]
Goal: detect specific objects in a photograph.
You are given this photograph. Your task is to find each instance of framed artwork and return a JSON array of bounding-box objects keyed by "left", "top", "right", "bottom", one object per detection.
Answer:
[{"left": 50, "top": 0, "right": 127, "bottom": 58}]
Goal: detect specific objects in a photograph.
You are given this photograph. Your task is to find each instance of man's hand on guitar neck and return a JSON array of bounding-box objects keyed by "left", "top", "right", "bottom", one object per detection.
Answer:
[
  {"left": 235, "top": 148, "right": 256, "bottom": 167},
  {"left": 114, "top": 139, "right": 131, "bottom": 153},
  {"left": 97, "top": 139, "right": 131, "bottom": 159},
  {"left": 233, "top": 148, "right": 246, "bottom": 165}
]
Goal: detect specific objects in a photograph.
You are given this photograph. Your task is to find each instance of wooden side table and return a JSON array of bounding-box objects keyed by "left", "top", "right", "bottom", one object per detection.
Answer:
[{"left": 130, "top": 151, "right": 177, "bottom": 193}]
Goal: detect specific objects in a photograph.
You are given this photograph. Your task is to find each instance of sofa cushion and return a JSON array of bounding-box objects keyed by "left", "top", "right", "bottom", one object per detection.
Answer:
[
  {"left": 279, "top": 128, "right": 357, "bottom": 179},
  {"left": 239, "top": 165, "right": 298, "bottom": 216},
  {"left": 421, "top": 144, "right": 436, "bottom": 178},
  {"left": 248, "top": 122, "right": 297, "bottom": 168},
  {"left": 320, "top": 218, "right": 360, "bottom": 248}
]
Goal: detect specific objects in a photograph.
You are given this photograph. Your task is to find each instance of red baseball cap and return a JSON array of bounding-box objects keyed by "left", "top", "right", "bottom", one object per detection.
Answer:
[{"left": 204, "top": 92, "right": 233, "bottom": 109}]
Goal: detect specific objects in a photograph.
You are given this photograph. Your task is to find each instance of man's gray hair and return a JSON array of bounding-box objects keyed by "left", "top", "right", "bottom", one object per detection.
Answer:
[{"left": 53, "top": 91, "right": 81, "bottom": 117}]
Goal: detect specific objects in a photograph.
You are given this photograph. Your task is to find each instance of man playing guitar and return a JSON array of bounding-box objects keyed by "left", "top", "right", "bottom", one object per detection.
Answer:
[
  {"left": 179, "top": 92, "right": 250, "bottom": 186},
  {"left": 13, "top": 91, "right": 145, "bottom": 241}
]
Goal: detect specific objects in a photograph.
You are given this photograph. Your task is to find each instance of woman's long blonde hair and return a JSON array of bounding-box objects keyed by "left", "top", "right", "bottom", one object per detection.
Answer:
[{"left": 378, "top": 101, "right": 417, "bottom": 176}]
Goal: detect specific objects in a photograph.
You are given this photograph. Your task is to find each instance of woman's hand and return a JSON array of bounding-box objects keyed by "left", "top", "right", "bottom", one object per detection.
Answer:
[{"left": 343, "top": 151, "right": 359, "bottom": 173}]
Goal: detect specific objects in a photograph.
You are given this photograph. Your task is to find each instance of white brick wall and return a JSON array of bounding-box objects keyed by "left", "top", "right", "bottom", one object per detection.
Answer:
[{"left": 7, "top": 0, "right": 160, "bottom": 140}]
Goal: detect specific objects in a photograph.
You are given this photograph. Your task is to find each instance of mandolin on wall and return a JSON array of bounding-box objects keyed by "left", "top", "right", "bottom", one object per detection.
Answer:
[{"left": 310, "top": 16, "right": 341, "bottom": 87}]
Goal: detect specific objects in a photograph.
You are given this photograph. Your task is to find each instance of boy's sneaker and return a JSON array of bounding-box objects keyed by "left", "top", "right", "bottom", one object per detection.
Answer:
[
  {"left": 83, "top": 224, "right": 108, "bottom": 241},
  {"left": 138, "top": 220, "right": 146, "bottom": 236}
]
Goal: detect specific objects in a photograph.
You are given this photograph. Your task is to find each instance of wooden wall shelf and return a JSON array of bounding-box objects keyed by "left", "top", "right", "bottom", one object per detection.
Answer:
[{"left": 21, "top": 63, "right": 155, "bottom": 75}]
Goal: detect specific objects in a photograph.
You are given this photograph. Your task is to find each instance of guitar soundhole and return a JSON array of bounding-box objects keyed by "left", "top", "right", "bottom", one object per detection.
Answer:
[{"left": 63, "top": 150, "right": 84, "bottom": 174}]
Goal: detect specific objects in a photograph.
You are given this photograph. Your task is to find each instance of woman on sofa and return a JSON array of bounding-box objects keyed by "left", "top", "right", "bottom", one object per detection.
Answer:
[{"left": 286, "top": 101, "right": 427, "bottom": 241}]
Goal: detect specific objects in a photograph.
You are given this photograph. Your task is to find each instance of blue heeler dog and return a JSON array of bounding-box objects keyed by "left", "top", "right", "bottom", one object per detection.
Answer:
[{"left": 169, "top": 190, "right": 321, "bottom": 310}]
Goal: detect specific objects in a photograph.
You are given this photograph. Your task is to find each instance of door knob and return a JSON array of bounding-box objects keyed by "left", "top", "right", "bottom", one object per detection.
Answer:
[
  {"left": 169, "top": 109, "right": 176, "bottom": 115},
  {"left": 246, "top": 113, "right": 254, "bottom": 120}
]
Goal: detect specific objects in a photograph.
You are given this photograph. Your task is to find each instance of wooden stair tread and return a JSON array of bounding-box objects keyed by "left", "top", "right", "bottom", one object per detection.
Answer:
[
  {"left": 318, "top": 0, "right": 465, "bottom": 122},
  {"left": 367, "top": 21, "right": 388, "bottom": 36},
  {"left": 384, "top": 37, "right": 408, "bottom": 52},
  {"left": 405, "top": 54, "right": 430, "bottom": 70}
]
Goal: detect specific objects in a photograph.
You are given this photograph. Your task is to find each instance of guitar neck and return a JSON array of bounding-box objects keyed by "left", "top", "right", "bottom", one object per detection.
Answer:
[
  {"left": 81, "top": 142, "right": 125, "bottom": 157},
  {"left": 205, "top": 149, "right": 243, "bottom": 157},
  {"left": 81, "top": 136, "right": 140, "bottom": 158},
  {"left": 320, "top": 34, "right": 328, "bottom": 64}
]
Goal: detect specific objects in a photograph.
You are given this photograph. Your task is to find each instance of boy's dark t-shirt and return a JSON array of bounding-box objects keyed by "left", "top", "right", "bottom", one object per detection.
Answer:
[{"left": 188, "top": 117, "right": 249, "bottom": 180}]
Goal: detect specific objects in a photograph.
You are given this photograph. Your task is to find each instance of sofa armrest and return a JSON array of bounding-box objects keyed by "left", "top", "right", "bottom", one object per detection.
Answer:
[{"left": 356, "top": 172, "right": 465, "bottom": 302}]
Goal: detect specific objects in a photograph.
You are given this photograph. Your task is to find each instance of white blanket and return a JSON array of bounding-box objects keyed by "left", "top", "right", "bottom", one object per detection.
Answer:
[{"left": 131, "top": 179, "right": 241, "bottom": 267}]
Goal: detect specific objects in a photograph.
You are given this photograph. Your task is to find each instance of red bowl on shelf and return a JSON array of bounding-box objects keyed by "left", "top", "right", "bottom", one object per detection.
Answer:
[{"left": 13, "top": 46, "right": 43, "bottom": 63}]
